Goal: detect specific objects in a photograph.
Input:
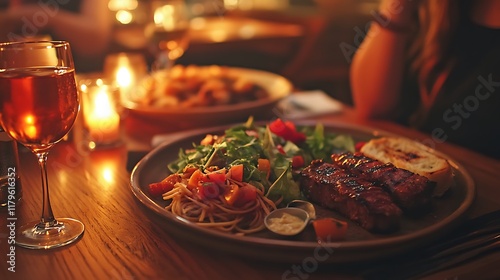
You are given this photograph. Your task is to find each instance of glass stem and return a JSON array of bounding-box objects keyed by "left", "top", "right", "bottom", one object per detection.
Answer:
[{"left": 36, "top": 151, "right": 56, "bottom": 227}]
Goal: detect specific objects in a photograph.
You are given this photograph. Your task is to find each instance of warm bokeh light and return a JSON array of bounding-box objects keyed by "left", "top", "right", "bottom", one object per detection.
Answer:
[
  {"left": 116, "top": 10, "right": 134, "bottom": 25},
  {"left": 116, "top": 66, "right": 132, "bottom": 88},
  {"left": 57, "top": 169, "right": 69, "bottom": 187},
  {"left": 108, "top": 0, "right": 138, "bottom": 11},
  {"left": 24, "top": 114, "right": 37, "bottom": 139},
  {"left": 223, "top": 0, "right": 239, "bottom": 10},
  {"left": 154, "top": 5, "right": 176, "bottom": 30},
  {"left": 83, "top": 85, "right": 121, "bottom": 146},
  {"left": 95, "top": 78, "right": 104, "bottom": 87},
  {"left": 208, "top": 30, "right": 228, "bottom": 42},
  {"left": 222, "top": 0, "right": 290, "bottom": 10},
  {"left": 238, "top": 25, "right": 256, "bottom": 39},
  {"left": 25, "top": 115, "right": 35, "bottom": 124},
  {"left": 190, "top": 17, "right": 206, "bottom": 30},
  {"left": 92, "top": 89, "right": 117, "bottom": 120},
  {"left": 101, "top": 166, "right": 115, "bottom": 184},
  {"left": 80, "top": 84, "right": 88, "bottom": 92}
]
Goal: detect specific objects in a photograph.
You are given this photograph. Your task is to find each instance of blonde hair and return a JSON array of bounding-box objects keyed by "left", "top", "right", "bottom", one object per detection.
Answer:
[{"left": 408, "top": 0, "right": 462, "bottom": 113}]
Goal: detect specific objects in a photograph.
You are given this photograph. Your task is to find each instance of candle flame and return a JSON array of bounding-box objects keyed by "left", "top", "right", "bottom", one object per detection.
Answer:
[
  {"left": 116, "top": 66, "right": 132, "bottom": 88},
  {"left": 93, "top": 89, "right": 116, "bottom": 118},
  {"left": 83, "top": 83, "right": 121, "bottom": 146}
]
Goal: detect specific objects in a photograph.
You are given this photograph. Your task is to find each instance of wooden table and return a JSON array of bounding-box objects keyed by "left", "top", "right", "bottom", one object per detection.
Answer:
[{"left": 1, "top": 107, "right": 499, "bottom": 280}]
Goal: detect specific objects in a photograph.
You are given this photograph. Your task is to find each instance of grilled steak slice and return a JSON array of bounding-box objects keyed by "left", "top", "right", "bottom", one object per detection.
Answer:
[
  {"left": 299, "top": 160, "right": 402, "bottom": 233},
  {"left": 331, "top": 152, "right": 435, "bottom": 214}
]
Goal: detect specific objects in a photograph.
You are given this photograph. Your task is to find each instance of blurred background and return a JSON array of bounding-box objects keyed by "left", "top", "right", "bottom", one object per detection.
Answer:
[
  {"left": 107, "top": 0, "right": 380, "bottom": 106},
  {"left": 1, "top": 0, "right": 381, "bottom": 106}
]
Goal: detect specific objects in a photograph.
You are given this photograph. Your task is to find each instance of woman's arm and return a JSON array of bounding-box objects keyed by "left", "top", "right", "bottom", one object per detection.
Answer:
[
  {"left": 2, "top": 0, "right": 111, "bottom": 56},
  {"left": 46, "top": 0, "right": 112, "bottom": 56},
  {"left": 350, "top": 0, "right": 419, "bottom": 120}
]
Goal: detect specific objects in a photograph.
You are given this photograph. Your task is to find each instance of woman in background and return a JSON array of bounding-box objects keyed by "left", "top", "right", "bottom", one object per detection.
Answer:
[
  {"left": 350, "top": 0, "right": 500, "bottom": 159},
  {"left": 0, "top": 0, "right": 111, "bottom": 72}
]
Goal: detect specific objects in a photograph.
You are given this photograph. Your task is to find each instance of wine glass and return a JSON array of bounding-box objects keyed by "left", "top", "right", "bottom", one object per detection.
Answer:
[
  {"left": 144, "top": 0, "right": 191, "bottom": 71},
  {"left": 0, "top": 41, "right": 84, "bottom": 249}
]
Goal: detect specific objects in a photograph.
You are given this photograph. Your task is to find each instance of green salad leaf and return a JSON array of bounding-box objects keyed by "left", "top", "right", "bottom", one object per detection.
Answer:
[{"left": 167, "top": 118, "right": 355, "bottom": 206}]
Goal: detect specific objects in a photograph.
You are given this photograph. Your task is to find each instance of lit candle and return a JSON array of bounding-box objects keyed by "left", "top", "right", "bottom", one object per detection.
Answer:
[
  {"left": 115, "top": 65, "right": 133, "bottom": 99},
  {"left": 103, "top": 53, "right": 147, "bottom": 104},
  {"left": 83, "top": 85, "right": 121, "bottom": 145}
]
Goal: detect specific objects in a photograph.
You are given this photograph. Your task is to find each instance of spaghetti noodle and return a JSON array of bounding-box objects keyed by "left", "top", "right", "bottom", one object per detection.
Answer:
[{"left": 160, "top": 170, "right": 279, "bottom": 234}]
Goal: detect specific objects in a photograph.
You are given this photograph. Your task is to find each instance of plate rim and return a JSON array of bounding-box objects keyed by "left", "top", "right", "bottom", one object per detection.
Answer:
[{"left": 129, "top": 121, "right": 476, "bottom": 260}]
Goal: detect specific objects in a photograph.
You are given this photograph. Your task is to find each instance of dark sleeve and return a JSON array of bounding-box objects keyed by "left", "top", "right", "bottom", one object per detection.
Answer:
[
  {"left": 419, "top": 50, "right": 500, "bottom": 159},
  {"left": 395, "top": 68, "right": 421, "bottom": 126}
]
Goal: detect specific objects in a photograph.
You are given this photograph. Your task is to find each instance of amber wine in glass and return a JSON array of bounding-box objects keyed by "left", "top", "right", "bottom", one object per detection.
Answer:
[
  {"left": 145, "top": 0, "right": 190, "bottom": 70},
  {"left": 0, "top": 41, "right": 84, "bottom": 249}
]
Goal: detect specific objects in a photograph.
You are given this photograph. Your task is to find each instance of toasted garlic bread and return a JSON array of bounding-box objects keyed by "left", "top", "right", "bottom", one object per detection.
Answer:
[{"left": 360, "top": 137, "right": 453, "bottom": 197}]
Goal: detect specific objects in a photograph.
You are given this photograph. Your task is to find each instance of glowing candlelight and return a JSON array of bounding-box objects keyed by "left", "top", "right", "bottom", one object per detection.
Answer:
[
  {"left": 79, "top": 79, "right": 122, "bottom": 149},
  {"left": 24, "top": 114, "right": 38, "bottom": 140},
  {"left": 115, "top": 65, "right": 134, "bottom": 101},
  {"left": 116, "top": 66, "right": 133, "bottom": 88},
  {"left": 103, "top": 52, "right": 147, "bottom": 101},
  {"left": 85, "top": 87, "right": 120, "bottom": 144}
]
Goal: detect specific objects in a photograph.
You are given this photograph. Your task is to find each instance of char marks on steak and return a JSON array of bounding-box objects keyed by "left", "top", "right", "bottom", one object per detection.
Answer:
[
  {"left": 331, "top": 152, "right": 435, "bottom": 214},
  {"left": 299, "top": 160, "right": 402, "bottom": 233}
]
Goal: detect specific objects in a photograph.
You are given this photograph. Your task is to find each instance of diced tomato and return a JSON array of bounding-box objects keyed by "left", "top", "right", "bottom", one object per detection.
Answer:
[
  {"left": 228, "top": 164, "right": 244, "bottom": 182},
  {"left": 292, "top": 155, "right": 305, "bottom": 168},
  {"left": 205, "top": 169, "right": 227, "bottom": 186},
  {"left": 198, "top": 181, "right": 220, "bottom": 199},
  {"left": 269, "top": 118, "right": 288, "bottom": 135},
  {"left": 257, "top": 158, "right": 271, "bottom": 179},
  {"left": 224, "top": 184, "right": 240, "bottom": 206},
  {"left": 148, "top": 174, "right": 181, "bottom": 196},
  {"left": 312, "top": 218, "right": 348, "bottom": 241},
  {"left": 148, "top": 181, "right": 173, "bottom": 196},
  {"left": 187, "top": 169, "right": 204, "bottom": 190},
  {"left": 182, "top": 166, "right": 198, "bottom": 179},
  {"left": 276, "top": 144, "right": 286, "bottom": 155},
  {"left": 200, "top": 134, "right": 215, "bottom": 146},
  {"left": 269, "top": 118, "right": 306, "bottom": 144},
  {"left": 355, "top": 141, "right": 366, "bottom": 151},
  {"left": 284, "top": 120, "right": 296, "bottom": 130},
  {"left": 234, "top": 185, "right": 257, "bottom": 207},
  {"left": 223, "top": 184, "right": 257, "bottom": 207},
  {"left": 287, "top": 130, "right": 306, "bottom": 143},
  {"left": 163, "top": 174, "right": 182, "bottom": 184}
]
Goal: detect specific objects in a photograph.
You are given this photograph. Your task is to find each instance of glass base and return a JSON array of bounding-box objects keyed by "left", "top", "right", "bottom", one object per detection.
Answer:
[{"left": 16, "top": 218, "right": 84, "bottom": 249}]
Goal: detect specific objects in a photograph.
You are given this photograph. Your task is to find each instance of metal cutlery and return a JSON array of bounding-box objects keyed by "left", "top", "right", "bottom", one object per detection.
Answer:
[{"left": 363, "top": 210, "right": 500, "bottom": 279}]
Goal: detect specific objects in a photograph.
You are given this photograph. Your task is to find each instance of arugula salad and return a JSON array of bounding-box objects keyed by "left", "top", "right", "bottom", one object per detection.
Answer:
[{"left": 167, "top": 117, "right": 355, "bottom": 205}]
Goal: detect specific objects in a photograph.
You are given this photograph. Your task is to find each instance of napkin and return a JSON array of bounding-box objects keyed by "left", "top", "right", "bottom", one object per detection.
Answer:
[{"left": 276, "top": 90, "right": 344, "bottom": 119}]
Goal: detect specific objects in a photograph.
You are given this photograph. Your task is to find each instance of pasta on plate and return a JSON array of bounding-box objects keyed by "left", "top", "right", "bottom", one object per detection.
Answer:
[{"left": 131, "top": 65, "right": 270, "bottom": 109}]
